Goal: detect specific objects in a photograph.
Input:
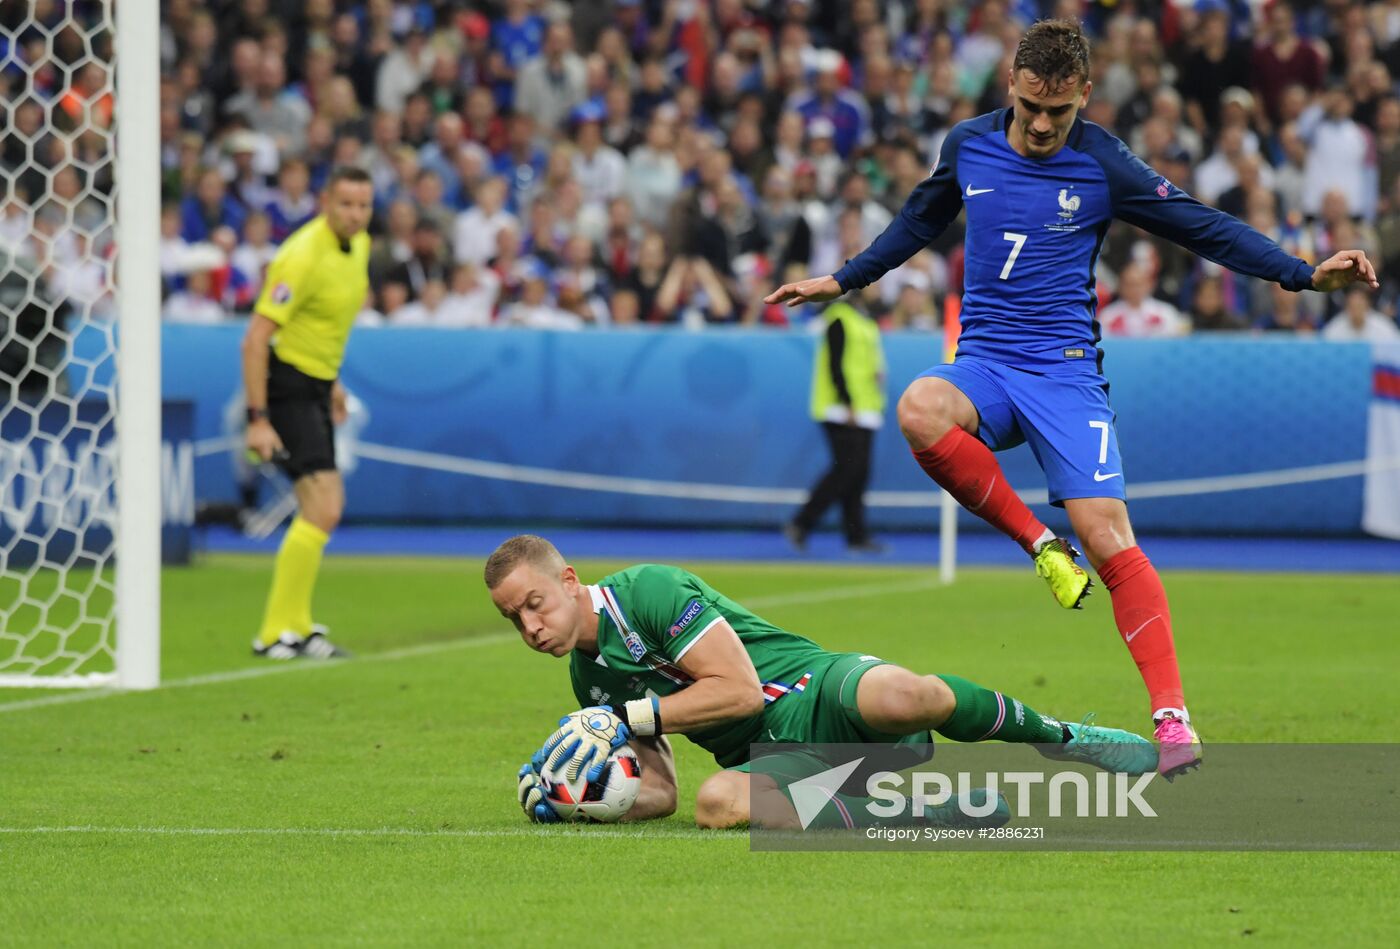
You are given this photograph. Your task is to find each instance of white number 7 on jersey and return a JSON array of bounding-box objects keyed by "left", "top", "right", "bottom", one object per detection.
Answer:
[{"left": 1000, "top": 232, "right": 1027, "bottom": 280}]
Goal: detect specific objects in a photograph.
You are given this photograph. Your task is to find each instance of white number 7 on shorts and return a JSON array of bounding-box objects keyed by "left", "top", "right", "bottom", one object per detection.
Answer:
[{"left": 1088, "top": 420, "right": 1111, "bottom": 465}]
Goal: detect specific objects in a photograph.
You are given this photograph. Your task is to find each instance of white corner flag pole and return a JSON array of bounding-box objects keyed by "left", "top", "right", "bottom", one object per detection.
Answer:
[
  {"left": 115, "top": 0, "right": 162, "bottom": 689},
  {"left": 939, "top": 297, "right": 961, "bottom": 585},
  {"left": 939, "top": 490, "right": 957, "bottom": 585}
]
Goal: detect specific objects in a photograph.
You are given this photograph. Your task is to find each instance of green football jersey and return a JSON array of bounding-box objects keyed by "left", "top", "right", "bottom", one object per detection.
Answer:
[{"left": 569, "top": 564, "right": 844, "bottom": 767}]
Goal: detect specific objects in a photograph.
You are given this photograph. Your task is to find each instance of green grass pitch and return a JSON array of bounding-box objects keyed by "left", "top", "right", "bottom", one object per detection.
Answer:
[{"left": 3, "top": 553, "right": 1397, "bottom": 945}]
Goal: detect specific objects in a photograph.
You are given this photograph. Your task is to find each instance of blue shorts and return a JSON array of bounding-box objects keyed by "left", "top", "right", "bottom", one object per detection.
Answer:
[{"left": 918, "top": 357, "right": 1126, "bottom": 507}]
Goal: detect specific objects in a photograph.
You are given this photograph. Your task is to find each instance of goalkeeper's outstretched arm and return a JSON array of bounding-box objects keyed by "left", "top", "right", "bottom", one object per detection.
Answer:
[{"left": 621, "top": 736, "right": 678, "bottom": 822}]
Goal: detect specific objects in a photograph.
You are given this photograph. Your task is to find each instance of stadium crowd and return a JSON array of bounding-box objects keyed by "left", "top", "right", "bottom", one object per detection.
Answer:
[{"left": 3, "top": 0, "right": 1400, "bottom": 340}]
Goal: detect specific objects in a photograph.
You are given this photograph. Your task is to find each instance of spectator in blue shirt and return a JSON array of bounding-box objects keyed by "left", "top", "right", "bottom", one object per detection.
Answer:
[
  {"left": 786, "top": 51, "right": 872, "bottom": 159},
  {"left": 491, "top": 113, "right": 547, "bottom": 214},
  {"left": 419, "top": 112, "right": 468, "bottom": 208},
  {"left": 491, "top": 0, "right": 548, "bottom": 108},
  {"left": 263, "top": 158, "right": 317, "bottom": 242},
  {"left": 181, "top": 167, "right": 245, "bottom": 242}
]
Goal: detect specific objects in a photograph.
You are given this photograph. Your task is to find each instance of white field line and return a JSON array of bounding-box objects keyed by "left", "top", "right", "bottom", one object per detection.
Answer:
[
  {"left": 0, "top": 824, "right": 736, "bottom": 842},
  {"left": 0, "top": 576, "right": 942, "bottom": 716},
  {"left": 0, "top": 826, "right": 1377, "bottom": 850},
  {"left": 741, "top": 576, "right": 941, "bottom": 609},
  {"left": 0, "top": 634, "right": 515, "bottom": 715}
]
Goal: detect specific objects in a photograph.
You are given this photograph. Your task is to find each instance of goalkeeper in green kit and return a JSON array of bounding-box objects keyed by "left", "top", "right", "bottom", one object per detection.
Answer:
[{"left": 487, "top": 535, "right": 1157, "bottom": 828}]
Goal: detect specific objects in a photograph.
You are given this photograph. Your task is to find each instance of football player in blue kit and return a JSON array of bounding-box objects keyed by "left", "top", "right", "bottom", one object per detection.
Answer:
[{"left": 766, "top": 19, "right": 1378, "bottom": 778}]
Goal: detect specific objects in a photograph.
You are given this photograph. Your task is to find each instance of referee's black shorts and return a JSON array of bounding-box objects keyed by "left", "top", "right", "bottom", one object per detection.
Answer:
[{"left": 266, "top": 348, "right": 336, "bottom": 480}]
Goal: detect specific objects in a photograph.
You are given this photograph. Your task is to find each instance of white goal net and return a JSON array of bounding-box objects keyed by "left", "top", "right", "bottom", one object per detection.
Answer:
[{"left": 0, "top": 1, "right": 160, "bottom": 689}]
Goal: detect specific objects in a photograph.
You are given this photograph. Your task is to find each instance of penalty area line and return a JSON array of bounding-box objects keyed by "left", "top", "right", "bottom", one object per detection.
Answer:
[
  {"left": 744, "top": 576, "right": 941, "bottom": 610},
  {"left": 0, "top": 574, "right": 943, "bottom": 716},
  {"left": 0, "top": 633, "right": 518, "bottom": 715}
]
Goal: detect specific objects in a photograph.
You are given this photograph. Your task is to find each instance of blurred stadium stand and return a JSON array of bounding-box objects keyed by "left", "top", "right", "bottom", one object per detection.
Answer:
[{"left": 4, "top": 0, "right": 1400, "bottom": 334}]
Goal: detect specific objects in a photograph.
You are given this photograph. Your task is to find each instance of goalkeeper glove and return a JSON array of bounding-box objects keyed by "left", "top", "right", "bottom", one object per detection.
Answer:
[
  {"left": 516, "top": 762, "right": 561, "bottom": 824},
  {"left": 539, "top": 706, "right": 631, "bottom": 783}
]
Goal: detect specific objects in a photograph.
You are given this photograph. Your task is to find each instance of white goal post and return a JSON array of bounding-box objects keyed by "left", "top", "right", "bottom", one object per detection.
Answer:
[
  {"left": 114, "top": 0, "right": 162, "bottom": 689},
  {"left": 0, "top": 1, "right": 161, "bottom": 689}
]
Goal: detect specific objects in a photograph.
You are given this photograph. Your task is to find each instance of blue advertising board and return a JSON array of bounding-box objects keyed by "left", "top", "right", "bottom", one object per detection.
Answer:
[
  {"left": 0, "top": 399, "right": 194, "bottom": 566},
  {"left": 145, "top": 324, "right": 1373, "bottom": 536}
]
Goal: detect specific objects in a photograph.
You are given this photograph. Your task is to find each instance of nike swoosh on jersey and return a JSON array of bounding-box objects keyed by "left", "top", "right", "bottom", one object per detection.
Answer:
[
  {"left": 964, "top": 184, "right": 995, "bottom": 196},
  {"left": 1093, "top": 470, "right": 1122, "bottom": 482}
]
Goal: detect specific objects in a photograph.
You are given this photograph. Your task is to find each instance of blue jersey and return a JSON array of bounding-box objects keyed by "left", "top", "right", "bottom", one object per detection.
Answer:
[
  {"left": 492, "top": 15, "right": 546, "bottom": 69},
  {"left": 834, "top": 110, "right": 1315, "bottom": 374}
]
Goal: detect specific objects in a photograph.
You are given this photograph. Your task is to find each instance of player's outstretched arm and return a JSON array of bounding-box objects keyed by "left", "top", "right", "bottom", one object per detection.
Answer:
[
  {"left": 1311, "top": 249, "right": 1380, "bottom": 292},
  {"left": 763, "top": 274, "right": 844, "bottom": 308},
  {"left": 1093, "top": 133, "right": 1333, "bottom": 293},
  {"left": 818, "top": 124, "right": 970, "bottom": 296},
  {"left": 767, "top": 123, "right": 971, "bottom": 308},
  {"left": 621, "top": 736, "right": 678, "bottom": 822}
]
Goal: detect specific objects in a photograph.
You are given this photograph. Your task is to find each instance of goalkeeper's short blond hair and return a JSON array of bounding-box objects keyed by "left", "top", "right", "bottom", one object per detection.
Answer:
[{"left": 483, "top": 534, "right": 567, "bottom": 589}]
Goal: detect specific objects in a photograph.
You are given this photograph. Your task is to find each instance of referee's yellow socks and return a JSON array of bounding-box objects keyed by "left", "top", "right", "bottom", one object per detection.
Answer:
[{"left": 257, "top": 516, "right": 329, "bottom": 646}]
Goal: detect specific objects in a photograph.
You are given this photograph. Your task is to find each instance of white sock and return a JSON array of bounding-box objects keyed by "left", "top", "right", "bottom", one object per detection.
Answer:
[
  {"left": 1152, "top": 707, "right": 1189, "bottom": 724},
  {"left": 1030, "top": 529, "right": 1055, "bottom": 554}
]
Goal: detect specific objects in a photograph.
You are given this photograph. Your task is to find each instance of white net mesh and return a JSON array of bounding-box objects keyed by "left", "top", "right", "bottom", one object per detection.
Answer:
[{"left": 0, "top": 5, "right": 119, "bottom": 686}]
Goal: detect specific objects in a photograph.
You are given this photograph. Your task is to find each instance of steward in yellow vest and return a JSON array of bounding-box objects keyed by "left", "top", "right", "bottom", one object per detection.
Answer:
[
  {"left": 810, "top": 301, "right": 886, "bottom": 427},
  {"left": 786, "top": 302, "right": 888, "bottom": 554}
]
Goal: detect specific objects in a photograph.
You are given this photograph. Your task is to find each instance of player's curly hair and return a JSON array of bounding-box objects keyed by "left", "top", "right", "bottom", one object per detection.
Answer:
[
  {"left": 1013, "top": 19, "right": 1091, "bottom": 91},
  {"left": 484, "top": 534, "right": 567, "bottom": 589}
]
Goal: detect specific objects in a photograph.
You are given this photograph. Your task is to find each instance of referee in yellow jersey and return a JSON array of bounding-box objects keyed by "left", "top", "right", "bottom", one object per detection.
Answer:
[{"left": 242, "top": 166, "right": 372, "bottom": 659}]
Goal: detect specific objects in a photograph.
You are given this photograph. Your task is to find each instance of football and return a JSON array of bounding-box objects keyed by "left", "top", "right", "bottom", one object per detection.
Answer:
[{"left": 541, "top": 746, "right": 643, "bottom": 823}]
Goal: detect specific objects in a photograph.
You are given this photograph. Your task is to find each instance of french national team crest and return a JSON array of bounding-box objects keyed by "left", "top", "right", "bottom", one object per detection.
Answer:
[
  {"left": 1057, "top": 188, "right": 1080, "bottom": 220},
  {"left": 1045, "top": 186, "right": 1082, "bottom": 233}
]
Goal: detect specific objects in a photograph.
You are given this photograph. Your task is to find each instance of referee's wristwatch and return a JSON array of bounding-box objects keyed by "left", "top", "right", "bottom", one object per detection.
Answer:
[{"left": 246, "top": 407, "right": 269, "bottom": 424}]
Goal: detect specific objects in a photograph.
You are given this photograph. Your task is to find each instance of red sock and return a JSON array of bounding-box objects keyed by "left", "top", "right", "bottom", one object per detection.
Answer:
[
  {"left": 1096, "top": 547, "right": 1185, "bottom": 714},
  {"left": 911, "top": 428, "right": 1046, "bottom": 553}
]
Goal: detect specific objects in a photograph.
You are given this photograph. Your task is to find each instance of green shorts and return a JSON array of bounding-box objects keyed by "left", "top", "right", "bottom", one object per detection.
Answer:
[{"left": 734, "top": 653, "right": 934, "bottom": 781}]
